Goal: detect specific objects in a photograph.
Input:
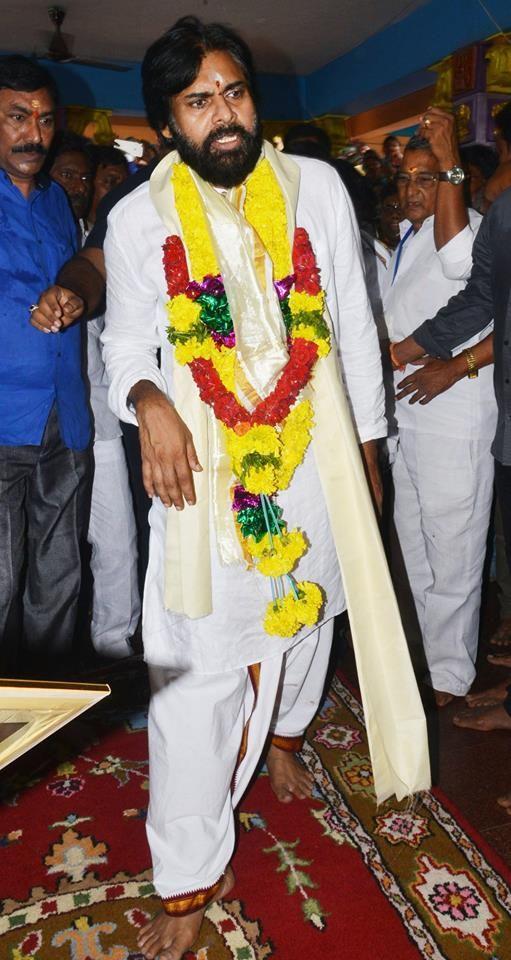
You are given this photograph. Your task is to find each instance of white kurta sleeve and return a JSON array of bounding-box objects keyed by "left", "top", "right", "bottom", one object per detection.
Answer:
[
  {"left": 102, "top": 204, "right": 169, "bottom": 426},
  {"left": 328, "top": 171, "right": 386, "bottom": 442},
  {"left": 437, "top": 211, "right": 481, "bottom": 281}
]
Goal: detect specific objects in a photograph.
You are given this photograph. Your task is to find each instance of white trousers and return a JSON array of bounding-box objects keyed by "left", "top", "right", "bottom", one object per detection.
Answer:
[
  {"left": 88, "top": 438, "right": 140, "bottom": 657},
  {"left": 146, "top": 619, "right": 333, "bottom": 899},
  {"left": 392, "top": 429, "right": 494, "bottom": 695}
]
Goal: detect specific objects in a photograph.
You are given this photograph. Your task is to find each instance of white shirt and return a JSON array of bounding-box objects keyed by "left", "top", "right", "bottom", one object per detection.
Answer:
[
  {"left": 102, "top": 156, "right": 385, "bottom": 670},
  {"left": 383, "top": 212, "right": 496, "bottom": 439}
]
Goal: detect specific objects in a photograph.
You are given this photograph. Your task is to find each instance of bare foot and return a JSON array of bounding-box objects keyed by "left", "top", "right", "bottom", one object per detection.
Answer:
[
  {"left": 138, "top": 867, "right": 234, "bottom": 960},
  {"left": 266, "top": 745, "right": 314, "bottom": 803},
  {"left": 453, "top": 704, "right": 511, "bottom": 731},
  {"left": 465, "top": 680, "right": 511, "bottom": 707},
  {"left": 497, "top": 792, "right": 511, "bottom": 815},
  {"left": 489, "top": 617, "right": 511, "bottom": 648},
  {"left": 434, "top": 690, "right": 455, "bottom": 707},
  {"left": 487, "top": 653, "right": 511, "bottom": 669}
]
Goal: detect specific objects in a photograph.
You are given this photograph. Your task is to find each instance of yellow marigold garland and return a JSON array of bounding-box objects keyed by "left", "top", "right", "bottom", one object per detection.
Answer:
[{"left": 166, "top": 159, "right": 331, "bottom": 638}]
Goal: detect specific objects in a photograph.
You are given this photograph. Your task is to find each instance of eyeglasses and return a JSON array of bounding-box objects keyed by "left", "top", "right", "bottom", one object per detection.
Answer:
[{"left": 396, "top": 172, "right": 439, "bottom": 187}]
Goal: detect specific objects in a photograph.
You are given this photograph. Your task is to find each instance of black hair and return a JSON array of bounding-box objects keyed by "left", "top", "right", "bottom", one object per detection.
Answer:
[
  {"left": 141, "top": 16, "right": 257, "bottom": 142},
  {"left": 283, "top": 123, "right": 331, "bottom": 160},
  {"left": 378, "top": 180, "right": 399, "bottom": 203},
  {"left": 405, "top": 133, "right": 432, "bottom": 153},
  {"left": 362, "top": 149, "right": 383, "bottom": 161},
  {"left": 45, "top": 130, "right": 95, "bottom": 173},
  {"left": 383, "top": 134, "right": 399, "bottom": 148},
  {"left": 459, "top": 143, "right": 499, "bottom": 180},
  {"left": 494, "top": 101, "right": 511, "bottom": 146},
  {"left": 0, "top": 54, "right": 57, "bottom": 104},
  {"left": 91, "top": 144, "right": 129, "bottom": 170}
]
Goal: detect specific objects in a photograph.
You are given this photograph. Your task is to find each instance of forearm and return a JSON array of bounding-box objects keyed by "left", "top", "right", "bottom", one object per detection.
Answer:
[
  {"left": 458, "top": 332, "right": 494, "bottom": 371},
  {"left": 434, "top": 182, "right": 469, "bottom": 250},
  {"left": 57, "top": 249, "right": 106, "bottom": 317}
]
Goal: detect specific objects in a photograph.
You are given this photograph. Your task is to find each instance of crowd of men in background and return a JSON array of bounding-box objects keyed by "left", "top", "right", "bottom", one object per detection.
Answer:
[{"left": 1, "top": 51, "right": 511, "bottom": 810}]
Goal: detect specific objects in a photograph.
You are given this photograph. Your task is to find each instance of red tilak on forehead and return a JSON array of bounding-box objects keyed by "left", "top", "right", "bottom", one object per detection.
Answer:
[
  {"left": 30, "top": 99, "right": 41, "bottom": 121},
  {"left": 215, "top": 80, "right": 221, "bottom": 89}
]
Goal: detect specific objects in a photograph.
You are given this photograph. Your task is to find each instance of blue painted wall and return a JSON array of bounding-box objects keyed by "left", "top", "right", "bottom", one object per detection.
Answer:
[
  {"left": 3, "top": 0, "right": 511, "bottom": 121},
  {"left": 39, "top": 59, "right": 303, "bottom": 121},
  {"left": 305, "top": 0, "right": 511, "bottom": 117}
]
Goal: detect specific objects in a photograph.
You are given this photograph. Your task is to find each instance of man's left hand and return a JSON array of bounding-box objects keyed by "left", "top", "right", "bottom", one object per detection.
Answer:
[{"left": 395, "top": 355, "right": 464, "bottom": 404}]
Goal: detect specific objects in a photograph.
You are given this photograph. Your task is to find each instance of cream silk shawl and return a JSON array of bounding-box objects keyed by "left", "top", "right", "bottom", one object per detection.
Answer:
[{"left": 149, "top": 143, "right": 431, "bottom": 804}]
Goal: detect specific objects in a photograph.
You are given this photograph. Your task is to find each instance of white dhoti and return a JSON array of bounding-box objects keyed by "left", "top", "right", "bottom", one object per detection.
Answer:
[
  {"left": 88, "top": 437, "right": 141, "bottom": 657},
  {"left": 392, "top": 428, "right": 494, "bottom": 695},
  {"left": 146, "top": 620, "right": 333, "bottom": 903}
]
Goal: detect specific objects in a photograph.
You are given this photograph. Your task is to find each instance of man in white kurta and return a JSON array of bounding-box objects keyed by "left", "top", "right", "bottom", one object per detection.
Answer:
[
  {"left": 383, "top": 114, "right": 497, "bottom": 703},
  {"left": 101, "top": 18, "right": 429, "bottom": 960}
]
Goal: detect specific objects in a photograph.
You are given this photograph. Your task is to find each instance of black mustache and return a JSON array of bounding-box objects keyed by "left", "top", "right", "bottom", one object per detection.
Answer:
[
  {"left": 12, "top": 143, "right": 47, "bottom": 155},
  {"left": 205, "top": 124, "right": 247, "bottom": 148}
]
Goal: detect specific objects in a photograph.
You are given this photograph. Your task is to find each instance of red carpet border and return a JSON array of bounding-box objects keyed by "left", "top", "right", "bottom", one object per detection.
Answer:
[{"left": 0, "top": 669, "right": 510, "bottom": 958}]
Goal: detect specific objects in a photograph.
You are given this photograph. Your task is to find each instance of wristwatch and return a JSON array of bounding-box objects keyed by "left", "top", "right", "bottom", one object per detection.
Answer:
[{"left": 438, "top": 166, "right": 465, "bottom": 185}]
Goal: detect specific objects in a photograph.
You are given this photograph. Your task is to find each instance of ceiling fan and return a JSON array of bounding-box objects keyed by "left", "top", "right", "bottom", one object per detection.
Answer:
[{"left": 37, "top": 5, "right": 130, "bottom": 72}]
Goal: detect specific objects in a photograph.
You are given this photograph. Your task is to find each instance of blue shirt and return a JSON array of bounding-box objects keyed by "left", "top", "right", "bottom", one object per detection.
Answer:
[{"left": 0, "top": 169, "right": 91, "bottom": 450}]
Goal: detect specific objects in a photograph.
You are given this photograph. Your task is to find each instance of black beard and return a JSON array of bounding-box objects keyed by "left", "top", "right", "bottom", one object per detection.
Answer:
[{"left": 170, "top": 120, "right": 263, "bottom": 188}]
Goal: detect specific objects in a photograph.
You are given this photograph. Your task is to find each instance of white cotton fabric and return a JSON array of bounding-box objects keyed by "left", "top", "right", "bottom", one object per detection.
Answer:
[
  {"left": 393, "top": 429, "right": 494, "bottom": 695},
  {"left": 102, "top": 157, "right": 385, "bottom": 673},
  {"left": 383, "top": 212, "right": 497, "bottom": 440},
  {"left": 88, "top": 436, "right": 140, "bottom": 657},
  {"left": 147, "top": 622, "right": 333, "bottom": 898}
]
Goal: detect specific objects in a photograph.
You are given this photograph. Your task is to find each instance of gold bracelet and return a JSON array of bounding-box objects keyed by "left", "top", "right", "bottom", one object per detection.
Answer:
[
  {"left": 463, "top": 348, "right": 478, "bottom": 379},
  {"left": 389, "top": 343, "right": 405, "bottom": 372}
]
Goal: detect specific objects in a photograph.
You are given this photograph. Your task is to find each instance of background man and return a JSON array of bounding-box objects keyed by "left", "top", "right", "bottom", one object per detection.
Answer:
[
  {"left": 385, "top": 112, "right": 496, "bottom": 706},
  {"left": 45, "top": 129, "right": 94, "bottom": 225},
  {"left": 0, "top": 56, "right": 90, "bottom": 676},
  {"left": 47, "top": 133, "right": 141, "bottom": 661},
  {"left": 483, "top": 102, "right": 511, "bottom": 207},
  {"left": 383, "top": 133, "right": 403, "bottom": 173},
  {"left": 88, "top": 144, "right": 129, "bottom": 225}
]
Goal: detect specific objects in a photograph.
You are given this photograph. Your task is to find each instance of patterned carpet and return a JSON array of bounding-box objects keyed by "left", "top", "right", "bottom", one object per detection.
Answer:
[{"left": 1, "top": 667, "right": 511, "bottom": 959}]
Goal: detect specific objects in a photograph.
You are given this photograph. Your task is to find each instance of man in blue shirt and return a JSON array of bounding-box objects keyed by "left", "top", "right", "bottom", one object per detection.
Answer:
[{"left": 0, "top": 56, "right": 91, "bottom": 676}]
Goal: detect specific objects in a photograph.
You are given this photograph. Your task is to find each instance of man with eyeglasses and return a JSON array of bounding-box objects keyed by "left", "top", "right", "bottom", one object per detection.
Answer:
[{"left": 382, "top": 108, "right": 496, "bottom": 708}]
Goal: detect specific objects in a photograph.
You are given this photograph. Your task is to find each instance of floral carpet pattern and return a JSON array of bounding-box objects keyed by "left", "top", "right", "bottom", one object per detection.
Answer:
[{"left": 1, "top": 669, "right": 511, "bottom": 959}]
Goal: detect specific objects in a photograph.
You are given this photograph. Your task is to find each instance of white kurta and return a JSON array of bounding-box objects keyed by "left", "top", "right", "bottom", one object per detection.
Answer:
[
  {"left": 383, "top": 212, "right": 497, "bottom": 695},
  {"left": 383, "top": 212, "right": 496, "bottom": 440},
  {"left": 102, "top": 157, "right": 385, "bottom": 674}
]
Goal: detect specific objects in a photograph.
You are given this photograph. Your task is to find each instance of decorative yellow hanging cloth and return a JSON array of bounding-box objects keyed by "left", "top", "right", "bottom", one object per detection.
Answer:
[{"left": 149, "top": 142, "right": 430, "bottom": 804}]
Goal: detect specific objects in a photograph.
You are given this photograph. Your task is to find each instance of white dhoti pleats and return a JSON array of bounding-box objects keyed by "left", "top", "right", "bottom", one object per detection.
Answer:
[
  {"left": 392, "top": 428, "right": 494, "bottom": 695},
  {"left": 146, "top": 621, "right": 333, "bottom": 901}
]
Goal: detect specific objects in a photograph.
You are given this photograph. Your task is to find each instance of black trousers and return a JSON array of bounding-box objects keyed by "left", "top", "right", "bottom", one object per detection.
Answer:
[
  {"left": 0, "top": 407, "right": 90, "bottom": 677},
  {"left": 493, "top": 458, "right": 511, "bottom": 718},
  {"left": 494, "top": 460, "right": 511, "bottom": 573}
]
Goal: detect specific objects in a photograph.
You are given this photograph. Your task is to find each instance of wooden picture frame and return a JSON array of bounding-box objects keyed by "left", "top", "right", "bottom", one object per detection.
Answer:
[{"left": 0, "top": 678, "right": 110, "bottom": 771}]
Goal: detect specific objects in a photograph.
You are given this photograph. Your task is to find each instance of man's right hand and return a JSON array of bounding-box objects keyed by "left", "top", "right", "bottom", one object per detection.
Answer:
[
  {"left": 30, "top": 285, "right": 85, "bottom": 334},
  {"left": 131, "top": 381, "right": 203, "bottom": 510}
]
